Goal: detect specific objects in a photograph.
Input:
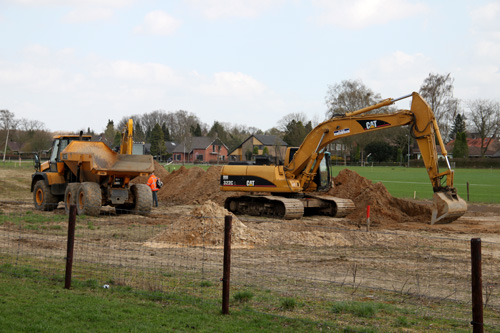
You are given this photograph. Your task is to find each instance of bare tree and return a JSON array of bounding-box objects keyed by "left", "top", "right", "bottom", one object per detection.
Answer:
[
  {"left": 419, "top": 73, "right": 459, "bottom": 142},
  {"left": 1, "top": 110, "right": 18, "bottom": 162},
  {"left": 277, "top": 112, "right": 308, "bottom": 132},
  {"left": 325, "top": 79, "right": 381, "bottom": 117},
  {"left": 18, "top": 118, "right": 45, "bottom": 132},
  {"left": 466, "top": 99, "right": 500, "bottom": 157}
]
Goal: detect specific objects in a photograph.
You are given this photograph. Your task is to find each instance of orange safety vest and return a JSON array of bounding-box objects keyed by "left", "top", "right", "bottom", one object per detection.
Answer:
[{"left": 147, "top": 174, "right": 159, "bottom": 191}]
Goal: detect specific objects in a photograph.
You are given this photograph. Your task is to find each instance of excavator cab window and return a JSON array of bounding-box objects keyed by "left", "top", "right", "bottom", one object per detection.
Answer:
[{"left": 316, "top": 152, "right": 331, "bottom": 191}]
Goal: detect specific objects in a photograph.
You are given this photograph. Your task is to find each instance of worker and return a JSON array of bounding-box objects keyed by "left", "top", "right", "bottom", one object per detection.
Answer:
[{"left": 147, "top": 172, "right": 159, "bottom": 207}]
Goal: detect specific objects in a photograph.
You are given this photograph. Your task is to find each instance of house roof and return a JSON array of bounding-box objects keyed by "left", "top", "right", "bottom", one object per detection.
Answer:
[
  {"left": 165, "top": 141, "right": 177, "bottom": 154},
  {"left": 227, "top": 134, "right": 288, "bottom": 156},
  {"left": 253, "top": 134, "right": 288, "bottom": 146},
  {"left": 447, "top": 137, "right": 500, "bottom": 157},
  {"left": 173, "top": 137, "right": 227, "bottom": 153}
]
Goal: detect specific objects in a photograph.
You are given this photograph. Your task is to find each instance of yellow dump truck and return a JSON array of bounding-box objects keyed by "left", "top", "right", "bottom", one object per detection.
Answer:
[{"left": 31, "top": 120, "right": 154, "bottom": 216}]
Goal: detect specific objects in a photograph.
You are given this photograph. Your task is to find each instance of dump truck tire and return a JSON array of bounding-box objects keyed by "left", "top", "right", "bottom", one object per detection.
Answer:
[
  {"left": 77, "top": 182, "right": 102, "bottom": 216},
  {"left": 131, "top": 184, "right": 152, "bottom": 215},
  {"left": 64, "top": 183, "right": 80, "bottom": 214},
  {"left": 33, "top": 180, "right": 58, "bottom": 211}
]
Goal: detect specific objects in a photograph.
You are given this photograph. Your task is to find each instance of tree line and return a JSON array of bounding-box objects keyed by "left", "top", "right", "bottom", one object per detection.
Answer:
[
  {"left": 324, "top": 74, "right": 500, "bottom": 161},
  {"left": 2, "top": 73, "right": 499, "bottom": 161}
]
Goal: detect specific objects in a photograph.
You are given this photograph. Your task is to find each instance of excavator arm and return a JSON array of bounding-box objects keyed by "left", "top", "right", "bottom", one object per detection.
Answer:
[{"left": 285, "top": 92, "right": 466, "bottom": 223}]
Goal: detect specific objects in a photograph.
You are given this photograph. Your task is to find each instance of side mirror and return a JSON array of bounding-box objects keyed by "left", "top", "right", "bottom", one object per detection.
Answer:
[{"left": 33, "top": 153, "right": 40, "bottom": 171}]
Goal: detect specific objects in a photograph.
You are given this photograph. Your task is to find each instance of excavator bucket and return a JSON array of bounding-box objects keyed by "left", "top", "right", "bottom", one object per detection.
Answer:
[{"left": 431, "top": 191, "right": 467, "bottom": 225}]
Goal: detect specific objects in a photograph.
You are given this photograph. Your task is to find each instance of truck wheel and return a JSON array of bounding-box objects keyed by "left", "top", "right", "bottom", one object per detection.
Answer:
[
  {"left": 77, "top": 182, "right": 102, "bottom": 216},
  {"left": 64, "top": 183, "right": 80, "bottom": 214},
  {"left": 33, "top": 180, "right": 58, "bottom": 211},
  {"left": 131, "top": 184, "right": 152, "bottom": 215}
]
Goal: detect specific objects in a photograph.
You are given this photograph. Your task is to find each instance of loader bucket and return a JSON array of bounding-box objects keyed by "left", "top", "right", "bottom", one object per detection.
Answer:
[{"left": 431, "top": 191, "right": 467, "bottom": 225}]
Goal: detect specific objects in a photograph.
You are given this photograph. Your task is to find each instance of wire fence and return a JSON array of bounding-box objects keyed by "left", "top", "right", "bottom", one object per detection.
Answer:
[{"left": 1, "top": 201, "right": 500, "bottom": 328}]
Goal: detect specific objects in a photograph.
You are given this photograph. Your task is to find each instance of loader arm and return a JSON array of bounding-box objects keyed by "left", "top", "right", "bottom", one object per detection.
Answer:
[{"left": 120, "top": 118, "right": 134, "bottom": 155}]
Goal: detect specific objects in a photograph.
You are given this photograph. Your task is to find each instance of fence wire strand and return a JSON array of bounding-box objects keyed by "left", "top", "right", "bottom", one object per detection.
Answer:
[{"left": 1, "top": 202, "right": 500, "bottom": 328}]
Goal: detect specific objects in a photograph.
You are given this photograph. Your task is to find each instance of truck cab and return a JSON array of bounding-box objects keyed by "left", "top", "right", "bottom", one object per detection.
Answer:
[{"left": 39, "top": 135, "right": 92, "bottom": 173}]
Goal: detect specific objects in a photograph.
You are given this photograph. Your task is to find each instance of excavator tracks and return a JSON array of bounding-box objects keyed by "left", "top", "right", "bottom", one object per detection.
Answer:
[
  {"left": 225, "top": 195, "right": 304, "bottom": 219},
  {"left": 303, "top": 194, "right": 355, "bottom": 217},
  {"left": 224, "top": 194, "right": 356, "bottom": 220}
]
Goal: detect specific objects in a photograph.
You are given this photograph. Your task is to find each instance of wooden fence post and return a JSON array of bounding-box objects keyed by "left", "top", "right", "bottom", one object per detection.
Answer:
[
  {"left": 222, "top": 215, "right": 232, "bottom": 315},
  {"left": 471, "top": 238, "right": 483, "bottom": 333},
  {"left": 64, "top": 204, "right": 77, "bottom": 289}
]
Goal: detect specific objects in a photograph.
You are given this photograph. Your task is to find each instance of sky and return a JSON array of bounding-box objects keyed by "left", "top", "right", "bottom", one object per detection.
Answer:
[{"left": 1, "top": 0, "right": 499, "bottom": 133}]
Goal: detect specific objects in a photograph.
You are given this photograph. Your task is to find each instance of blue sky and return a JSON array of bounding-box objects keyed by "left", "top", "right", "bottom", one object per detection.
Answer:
[{"left": 1, "top": 0, "right": 499, "bottom": 133}]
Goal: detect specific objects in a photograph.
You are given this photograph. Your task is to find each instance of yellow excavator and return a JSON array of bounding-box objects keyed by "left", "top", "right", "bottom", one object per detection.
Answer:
[{"left": 220, "top": 92, "right": 467, "bottom": 224}]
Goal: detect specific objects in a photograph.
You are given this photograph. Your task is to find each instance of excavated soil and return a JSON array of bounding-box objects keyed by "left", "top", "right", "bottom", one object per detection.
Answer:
[
  {"left": 155, "top": 165, "right": 234, "bottom": 205},
  {"left": 329, "top": 169, "right": 432, "bottom": 227},
  {"left": 146, "top": 200, "right": 258, "bottom": 248},
  {"left": 134, "top": 165, "right": 444, "bottom": 247},
  {"left": 146, "top": 165, "right": 432, "bottom": 228}
]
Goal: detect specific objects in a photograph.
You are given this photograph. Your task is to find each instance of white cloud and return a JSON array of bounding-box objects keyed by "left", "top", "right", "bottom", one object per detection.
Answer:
[
  {"left": 185, "top": 0, "right": 285, "bottom": 19},
  {"left": 134, "top": 11, "right": 181, "bottom": 35},
  {"left": 0, "top": 44, "right": 288, "bottom": 132},
  {"left": 311, "top": 0, "right": 428, "bottom": 29},
  {"left": 92, "top": 60, "right": 181, "bottom": 86},
  {"left": 6, "top": 0, "right": 134, "bottom": 6},
  {"left": 470, "top": 2, "right": 500, "bottom": 59},
  {"left": 355, "top": 51, "right": 434, "bottom": 97},
  {"left": 471, "top": 2, "right": 500, "bottom": 33},
  {"left": 199, "top": 72, "right": 268, "bottom": 97},
  {"left": 63, "top": 7, "right": 114, "bottom": 23}
]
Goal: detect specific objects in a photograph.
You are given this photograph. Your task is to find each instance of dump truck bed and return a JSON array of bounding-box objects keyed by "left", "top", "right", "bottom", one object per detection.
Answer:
[{"left": 60, "top": 141, "right": 154, "bottom": 182}]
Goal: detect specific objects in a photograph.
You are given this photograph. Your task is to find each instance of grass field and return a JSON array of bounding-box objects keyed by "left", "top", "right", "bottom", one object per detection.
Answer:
[
  {"left": 336, "top": 166, "right": 500, "bottom": 204},
  {"left": 2, "top": 263, "right": 495, "bottom": 332}
]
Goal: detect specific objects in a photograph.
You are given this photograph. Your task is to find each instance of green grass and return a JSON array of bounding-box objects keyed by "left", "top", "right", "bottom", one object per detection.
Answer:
[
  {"left": 164, "top": 163, "right": 212, "bottom": 173},
  {"left": 1, "top": 261, "right": 500, "bottom": 332},
  {"left": 335, "top": 166, "right": 500, "bottom": 203},
  {"left": 0, "top": 211, "right": 68, "bottom": 229},
  {"left": 0, "top": 264, "right": 334, "bottom": 332},
  {"left": 0, "top": 160, "right": 35, "bottom": 170}
]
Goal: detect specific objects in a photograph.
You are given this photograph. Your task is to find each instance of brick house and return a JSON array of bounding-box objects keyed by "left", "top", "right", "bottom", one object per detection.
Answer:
[
  {"left": 446, "top": 137, "right": 500, "bottom": 158},
  {"left": 172, "top": 137, "right": 228, "bottom": 163}
]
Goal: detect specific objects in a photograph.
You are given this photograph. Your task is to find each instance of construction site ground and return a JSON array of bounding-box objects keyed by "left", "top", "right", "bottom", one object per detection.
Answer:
[
  {"left": 2, "top": 164, "right": 500, "bottom": 316},
  {"left": 1, "top": 163, "right": 500, "bottom": 244}
]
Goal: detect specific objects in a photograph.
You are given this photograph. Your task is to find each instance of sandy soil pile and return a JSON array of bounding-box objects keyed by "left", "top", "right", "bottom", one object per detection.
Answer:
[
  {"left": 157, "top": 166, "right": 232, "bottom": 205},
  {"left": 329, "top": 169, "right": 432, "bottom": 226},
  {"left": 147, "top": 200, "right": 258, "bottom": 248}
]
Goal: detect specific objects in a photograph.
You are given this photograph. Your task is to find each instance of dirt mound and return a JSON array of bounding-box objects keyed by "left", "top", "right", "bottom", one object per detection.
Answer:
[
  {"left": 157, "top": 166, "right": 235, "bottom": 205},
  {"left": 329, "top": 169, "right": 431, "bottom": 226},
  {"left": 146, "top": 200, "right": 257, "bottom": 248},
  {"left": 139, "top": 163, "right": 432, "bottom": 226},
  {"left": 147, "top": 200, "right": 352, "bottom": 248}
]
